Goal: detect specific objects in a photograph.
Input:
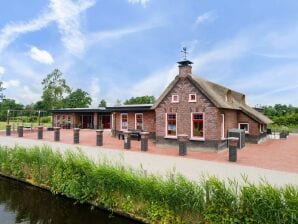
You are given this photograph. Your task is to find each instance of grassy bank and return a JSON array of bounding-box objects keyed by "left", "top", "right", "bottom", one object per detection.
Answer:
[{"left": 0, "top": 146, "right": 297, "bottom": 223}]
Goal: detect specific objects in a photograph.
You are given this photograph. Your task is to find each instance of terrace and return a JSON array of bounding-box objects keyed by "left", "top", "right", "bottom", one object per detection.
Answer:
[{"left": 1, "top": 128, "right": 297, "bottom": 173}]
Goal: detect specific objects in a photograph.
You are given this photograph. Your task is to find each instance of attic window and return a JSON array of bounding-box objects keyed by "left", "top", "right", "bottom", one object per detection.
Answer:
[
  {"left": 189, "top": 94, "right": 196, "bottom": 102},
  {"left": 172, "top": 95, "right": 179, "bottom": 103},
  {"left": 241, "top": 95, "right": 245, "bottom": 104},
  {"left": 225, "top": 90, "right": 232, "bottom": 102}
]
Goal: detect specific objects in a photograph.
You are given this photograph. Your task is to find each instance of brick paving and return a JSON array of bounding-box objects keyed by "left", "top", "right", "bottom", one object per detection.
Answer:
[{"left": 1, "top": 128, "right": 297, "bottom": 173}]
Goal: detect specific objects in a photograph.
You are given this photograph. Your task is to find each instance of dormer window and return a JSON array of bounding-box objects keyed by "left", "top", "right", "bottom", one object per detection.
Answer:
[
  {"left": 189, "top": 94, "right": 196, "bottom": 102},
  {"left": 225, "top": 90, "right": 231, "bottom": 102},
  {"left": 172, "top": 95, "right": 179, "bottom": 103}
]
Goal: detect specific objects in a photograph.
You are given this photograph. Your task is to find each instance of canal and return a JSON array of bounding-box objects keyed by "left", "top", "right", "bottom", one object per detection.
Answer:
[{"left": 0, "top": 176, "right": 141, "bottom": 224}]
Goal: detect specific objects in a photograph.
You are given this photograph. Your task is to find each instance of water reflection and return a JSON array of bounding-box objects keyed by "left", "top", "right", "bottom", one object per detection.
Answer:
[{"left": 0, "top": 176, "right": 140, "bottom": 224}]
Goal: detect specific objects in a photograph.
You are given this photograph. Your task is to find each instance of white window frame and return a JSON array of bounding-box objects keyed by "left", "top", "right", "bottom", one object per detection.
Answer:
[
  {"left": 190, "top": 112, "right": 205, "bottom": 140},
  {"left": 238, "top": 123, "right": 249, "bottom": 134},
  {"left": 171, "top": 95, "right": 179, "bottom": 103},
  {"left": 188, "top": 94, "right": 197, "bottom": 102},
  {"left": 165, "top": 113, "right": 177, "bottom": 138},
  {"left": 221, "top": 114, "right": 225, "bottom": 139},
  {"left": 135, "top": 113, "right": 143, "bottom": 130},
  {"left": 120, "top": 113, "right": 128, "bottom": 130},
  {"left": 259, "top": 124, "right": 265, "bottom": 133}
]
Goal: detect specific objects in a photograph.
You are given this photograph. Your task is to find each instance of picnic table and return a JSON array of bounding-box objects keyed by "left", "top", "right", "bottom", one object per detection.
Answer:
[{"left": 118, "top": 130, "right": 142, "bottom": 141}]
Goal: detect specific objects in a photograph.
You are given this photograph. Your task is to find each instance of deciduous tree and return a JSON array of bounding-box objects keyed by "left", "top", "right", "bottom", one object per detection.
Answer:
[
  {"left": 63, "top": 89, "right": 92, "bottom": 108},
  {"left": 124, "top": 95, "right": 155, "bottom": 105},
  {"left": 41, "top": 69, "right": 71, "bottom": 109}
]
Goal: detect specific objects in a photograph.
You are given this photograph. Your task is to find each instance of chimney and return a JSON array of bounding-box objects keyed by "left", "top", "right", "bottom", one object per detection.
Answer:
[{"left": 177, "top": 60, "right": 193, "bottom": 77}]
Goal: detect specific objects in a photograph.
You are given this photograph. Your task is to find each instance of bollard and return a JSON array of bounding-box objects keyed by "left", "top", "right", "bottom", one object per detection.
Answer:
[
  {"left": 54, "top": 127, "right": 61, "bottom": 141},
  {"left": 96, "top": 129, "right": 104, "bottom": 146},
  {"left": 37, "top": 126, "right": 43, "bottom": 139},
  {"left": 6, "top": 124, "right": 11, "bottom": 136},
  {"left": 123, "top": 131, "right": 132, "bottom": 150},
  {"left": 140, "top": 132, "right": 150, "bottom": 151},
  {"left": 17, "top": 125, "right": 24, "bottom": 137},
  {"left": 111, "top": 129, "right": 116, "bottom": 138},
  {"left": 228, "top": 137, "right": 239, "bottom": 162},
  {"left": 177, "top": 134, "right": 188, "bottom": 156},
  {"left": 73, "top": 128, "right": 80, "bottom": 144}
]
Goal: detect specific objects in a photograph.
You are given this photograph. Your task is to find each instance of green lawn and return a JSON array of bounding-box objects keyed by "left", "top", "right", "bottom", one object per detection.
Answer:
[{"left": 0, "top": 121, "right": 52, "bottom": 130}]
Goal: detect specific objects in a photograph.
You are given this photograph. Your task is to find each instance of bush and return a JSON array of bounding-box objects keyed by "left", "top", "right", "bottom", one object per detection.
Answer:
[{"left": 0, "top": 146, "right": 297, "bottom": 224}]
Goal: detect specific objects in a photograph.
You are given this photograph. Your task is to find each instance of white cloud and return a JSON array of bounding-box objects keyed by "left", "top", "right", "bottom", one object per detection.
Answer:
[
  {"left": 0, "top": 0, "right": 95, "bottom": 55},
  {"left": 0, "top": 66, "right": 5, "bottom": 75},
  {"left": 49, "top": 0, "right": 96, "bottom": 55},
  {"left": 128, "top": 0, "right": 150, "bottom": 7},
  {"left": 195, "top": 10, "right": 217, "bottom": 26},
  {"left": 89, "top": 22, "right": 162, "bottom": 46},
  {"left": 0, "top": 0, "right": 158, "bottom": 56},
  {"left": 89, "top": 77, "right": 101, "bottom": 107},
  {"left": 28, "top": 46, "right": 54, "bottom": 64},
  {"left": 2, "top": 79, "right": 20, "bottom": 88},
  {"left": 17, "top": 85, "right": 41, "bottom": 104},
  {"left": 0, "top": 13, "right": 54, "bottom": 54}
]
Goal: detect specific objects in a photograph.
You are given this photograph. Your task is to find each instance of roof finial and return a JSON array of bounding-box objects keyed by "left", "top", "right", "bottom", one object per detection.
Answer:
[{"left": 181, "top": 47, "right": 188, "bottom": 60}]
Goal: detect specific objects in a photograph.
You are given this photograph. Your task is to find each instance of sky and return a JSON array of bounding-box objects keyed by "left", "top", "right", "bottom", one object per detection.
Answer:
[{"left": 0, "top": 0, "right": 298, "bottom": 107}]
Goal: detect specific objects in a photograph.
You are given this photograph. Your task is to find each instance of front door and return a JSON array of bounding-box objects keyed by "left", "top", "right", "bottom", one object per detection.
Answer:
[
  {"left": 81, "top": 115, "right": 93, "bottom": 128},
  {"left": 102, "top": 115, "right": 111, "bottom": 129}
]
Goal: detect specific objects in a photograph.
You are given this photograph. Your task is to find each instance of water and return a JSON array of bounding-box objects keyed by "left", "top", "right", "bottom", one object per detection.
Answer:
[{"left": 0, "top": 176, "right": 141, "bottom": 224}]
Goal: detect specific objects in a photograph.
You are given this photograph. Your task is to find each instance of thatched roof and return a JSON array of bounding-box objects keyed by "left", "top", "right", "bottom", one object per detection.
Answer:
[{"left": 152, "top": 74, "right": 272, "bottom": 124}]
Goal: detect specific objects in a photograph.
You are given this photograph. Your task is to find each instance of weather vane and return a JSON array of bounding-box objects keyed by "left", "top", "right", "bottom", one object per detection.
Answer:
[{"left": 181, "top": 47, "right": 188, "bottom": 60}]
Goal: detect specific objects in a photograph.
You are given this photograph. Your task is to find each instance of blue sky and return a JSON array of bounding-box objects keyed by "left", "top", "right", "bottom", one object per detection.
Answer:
[{"left": 0, "top": 0, "right": 298, "bottom": 107}]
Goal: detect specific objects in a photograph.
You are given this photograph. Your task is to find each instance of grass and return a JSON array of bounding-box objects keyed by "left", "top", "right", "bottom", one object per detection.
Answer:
[
  {"left": 0, "top": 145, "right": 297, "bottom": 224},
  {"left": 0, "top": 121, "right": 52, "bottom": 130}
]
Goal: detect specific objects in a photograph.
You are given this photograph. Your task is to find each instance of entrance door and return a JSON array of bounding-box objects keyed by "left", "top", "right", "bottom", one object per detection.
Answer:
[
  {"left": 102, "top": 115, "right": 111, "bottom": 129},
  {"left": 81, "top": 115, "right": 93, "bottom": 129}
]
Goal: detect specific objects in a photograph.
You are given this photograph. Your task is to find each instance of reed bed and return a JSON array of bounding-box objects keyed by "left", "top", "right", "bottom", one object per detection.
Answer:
[{"left": 0, "top": 145, "right": 297, "bottom": 223}]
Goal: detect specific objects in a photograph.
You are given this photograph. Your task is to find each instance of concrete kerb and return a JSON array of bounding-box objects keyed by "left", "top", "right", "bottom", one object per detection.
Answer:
[{"left": 0, "top": 136, "right": 298, "bottom": 187}]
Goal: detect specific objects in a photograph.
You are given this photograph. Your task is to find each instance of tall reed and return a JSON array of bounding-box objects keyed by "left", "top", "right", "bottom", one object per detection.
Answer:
[{"left": 0, "top": 145, "right": 297, "bottom": 224}]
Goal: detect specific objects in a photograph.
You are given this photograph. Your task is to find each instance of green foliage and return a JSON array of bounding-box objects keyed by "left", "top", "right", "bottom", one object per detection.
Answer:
[
  {"left": 98, "top": 99, "right": 107, "bottom": 108},
  {"left": 0, "top": 99, "right": 24, "bottom": 121},
  {"left": 41, "top": 69, "right": 71, "bottom": 110},
  {"left": 263, "top": 104, "right": 298, "bottom": 127},
  {"left": 0, "top": 81, "right": 5, "bottom": 101},
  {"left": 124, "top": 95, "right": 155, "bottom": 105},
  {"left": 0, "top": 146, "right": 297, "bottom": 224},
  {"left": 63, "top": 88, "right": 92, "bottom": 108}
]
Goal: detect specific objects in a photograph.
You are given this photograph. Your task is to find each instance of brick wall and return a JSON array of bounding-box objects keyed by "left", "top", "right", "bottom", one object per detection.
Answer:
[
  {"left": 221, "top": 109, "right": 238, "bottom": 138},
  {"left": 237, "top": 111, "right": 260, "bottom": 136},
  {"left": 155, "top": 76, "right": 222, "bottom": 140},
  {"left": 52, "top": 112, "right": 75, "bottom": 128},
  {"left": 114, "top": 111, "right": 155, "bottom": 133}
]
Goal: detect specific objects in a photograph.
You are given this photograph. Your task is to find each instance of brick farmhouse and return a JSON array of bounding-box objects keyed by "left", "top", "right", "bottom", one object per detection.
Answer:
[{"left": 52, "top": 59, "right": 272, "bottom": 150}]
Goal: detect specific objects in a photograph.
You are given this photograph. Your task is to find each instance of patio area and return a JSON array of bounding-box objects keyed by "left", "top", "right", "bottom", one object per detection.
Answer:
[{"left": 1, "top": 128, "right": 298, "bottom": 173}]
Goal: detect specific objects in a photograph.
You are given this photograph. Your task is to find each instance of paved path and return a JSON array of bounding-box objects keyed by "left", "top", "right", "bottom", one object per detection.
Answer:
[{"left": 0, "top": 136, "right": 297, "bottom": 187}]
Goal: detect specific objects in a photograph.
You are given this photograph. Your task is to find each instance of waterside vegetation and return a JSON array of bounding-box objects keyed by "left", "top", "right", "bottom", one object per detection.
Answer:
[{"left": 0, "top": 146, "right": 297, "bottom": 224}]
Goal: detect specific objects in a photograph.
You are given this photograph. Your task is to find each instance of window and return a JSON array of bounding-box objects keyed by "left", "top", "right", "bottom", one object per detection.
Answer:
[
  {"left": 171, "top": 95, "right": 179, "bottom": 103},
  {"left": 121, "top": 113, "right": 128, "bottom": 130},
  {"left": 189, "top": 94, "right": 196, "bottom": 102},
  {"left": 238, "top": 123, "right": 249, "bottom": 134},
  {"left": 221, "top": 114, "right": 225, "bottom": 139},
  {"left": 135, "top": 113, "right": 143, "bottom": 130},
  {"left": 192, "top": 113, "right": 204, "bottom": 138},
  {"left": 166, "top": 113, "right": 177, "bottom": 136}
]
